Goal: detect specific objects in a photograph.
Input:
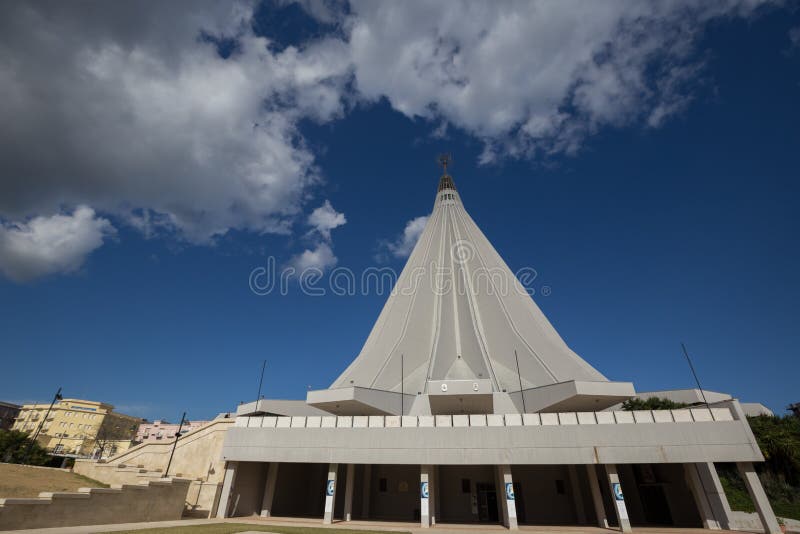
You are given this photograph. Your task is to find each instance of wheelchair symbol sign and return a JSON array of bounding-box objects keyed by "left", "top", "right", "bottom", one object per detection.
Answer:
[
  {"left": 612, "top": 483, "right": 624, "bottom": 501},
  {"left": 326, "top": 480, "right": 335, "bottom": 496},
  {"left": 505, "top": 482, "right": 515, "bottom": 501},
  {"left": 421, "top": 481, "right": 429, "bottom": 498}
]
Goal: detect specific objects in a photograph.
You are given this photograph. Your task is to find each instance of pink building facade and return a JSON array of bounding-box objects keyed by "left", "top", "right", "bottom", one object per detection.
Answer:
[{"left": 135, "top": 419, "right": 209, "bottom": 443}]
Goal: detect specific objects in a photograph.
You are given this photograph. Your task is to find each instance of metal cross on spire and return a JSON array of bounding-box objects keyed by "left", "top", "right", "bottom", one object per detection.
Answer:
[{"left": 437, "top": 153, "right": 453, "bottom": 174}]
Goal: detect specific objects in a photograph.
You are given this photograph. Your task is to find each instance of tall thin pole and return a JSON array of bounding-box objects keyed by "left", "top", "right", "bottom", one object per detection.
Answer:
[
  {"left": 163, "top": 411, "right": 186, "bottom": 478},
  {"left": 24, "top": 387, "right": 61, "bottom": 464},
  {"left": 514, "top": 350, "right": 527, "bottom": 413},
  {"left": 681, "top": 343, "right": 710, "bottom": 408},
  {"left": 256, "top": 360, "right": 267, "bottom": 403},
  {"left": 400, "top": 354, "right": 404, "bottom": 415}
]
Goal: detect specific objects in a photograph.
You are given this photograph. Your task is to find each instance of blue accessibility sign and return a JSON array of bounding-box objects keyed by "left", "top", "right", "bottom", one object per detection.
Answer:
[
  {"left": 421, "top": 481, "right": 429, "bottom": 498},
  {"left": 505, "top": 482, "right": 515, "bottom": 501},
  {"left": 326, "top": 480, "right": 335, "bottom": 496},
  {"left": 612, "top": 482, "right": 624, "bottom": 501}
]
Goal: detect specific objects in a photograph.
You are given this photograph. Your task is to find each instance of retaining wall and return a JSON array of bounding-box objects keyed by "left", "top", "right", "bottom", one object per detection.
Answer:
[
  {"left": 73, "top": 418, "right": 232, "bottom": 516},
  {"left": 0, "top": 478, "right": 190, "bottom": 530}
]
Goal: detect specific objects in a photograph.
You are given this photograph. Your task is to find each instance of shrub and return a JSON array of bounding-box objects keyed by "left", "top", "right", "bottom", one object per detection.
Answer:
[
  {"left": 0, "top": 429, "right": 51, "bottom": 465},
  {"left": 621, "top": 397, "right": 689, "bottom": 411}
]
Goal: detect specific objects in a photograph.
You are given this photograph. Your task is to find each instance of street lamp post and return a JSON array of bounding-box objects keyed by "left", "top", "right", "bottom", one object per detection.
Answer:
[
  {"left": 23, "top": 387, "right": 62, "bottom": 464},
  {"left": 163, "top": 412, "right": 186, "bottom": 478}
]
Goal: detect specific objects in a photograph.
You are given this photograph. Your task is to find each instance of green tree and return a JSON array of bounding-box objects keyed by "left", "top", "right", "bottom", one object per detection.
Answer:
[
  {"left": 621, "top": 397, "right": 689, "bottom": 411},
  {"left": 0, "top": 429, "right": 51, "bottom": 465},
  {"left": 747, "top": 415, "right": 800, "bottom": 485}
]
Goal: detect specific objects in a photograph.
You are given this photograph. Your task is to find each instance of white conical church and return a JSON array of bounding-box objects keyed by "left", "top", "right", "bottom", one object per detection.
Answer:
[
  {"left": 334, "top": 168, "right": 605, "bottom": 392},
  {"left": 218, "top": 162, "right": 780, "bottom": 534},
  {"left": 309, "top": 162, "right": 632, "bottom": 416}
]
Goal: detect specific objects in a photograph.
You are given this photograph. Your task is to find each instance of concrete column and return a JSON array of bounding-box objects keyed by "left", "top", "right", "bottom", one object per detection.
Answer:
[
  {"left": 605, "top": 464, "right": 632, "bottom": 533},
  {"left": 568, "top": 464, "right": 587, "bottom": 524},
  {"left": 693, "top": 462, "right": 733, "bottom": 530},
  {"left": 344, "top": 464, "right": 355, "bottom": 521},
  {"left": 586, "top": 464, "right": 609, "bottom": 528},
  {"left": 259, "top": 462, "right": 279, "bottom": 518},
  {"left": 737, "top": 462, "right": 781, "bottom": 534},
  {"left": 215, "top": 461, "right": 237, "bottom": 519},
  {"left": 362, "top": 464, "right": 371, "bottom": 519},
  {"left": 434, "top": 465, "right": 441, "bottom": 524},
  {"left": 685, "top": 463, "right": 722, "bottom": 529},
  {"left": 495, "top": 465, "right": 509, "bottom": 527},
  {"left": 429, "top": 464, "right": 437, "bottom": 526},
  {"left": 323, "top": 463, "right": 338, "bottom": 524},
  {"left": 421, "top": 464, "right": 432, "bottom": 528},
  {"left": 497, "top": 464, "right": 518, "bottom": 530}
]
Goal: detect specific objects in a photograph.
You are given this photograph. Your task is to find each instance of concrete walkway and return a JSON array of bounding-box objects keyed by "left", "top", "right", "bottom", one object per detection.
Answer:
[{"left": 0, "top": 516, "right": 759, "bottom": 534}]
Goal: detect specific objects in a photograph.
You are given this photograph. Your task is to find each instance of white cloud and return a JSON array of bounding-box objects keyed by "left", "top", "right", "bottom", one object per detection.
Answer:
[
  {"left": 288, "top": 242, "right": 338, "bottom": 273},
  {"left": 383, "top": 215, "right": 429, "bottom": 259},
  {"left": 289, "top": 199, "right": 345, "bottom": 274},
  {"left": 343, "top": 0, "right": 771, "bottom": 160},
  {"left": 0, "top": 2, "right": 352, "bottom": 244},
  {"left": 790, "top": 26, "right": 800, "bottom": 49},
  {"left": 0, "top": 1, "right": 778, "bottom": 282},
  {"left": 0, "top": 207, "right": 115, "bottom": 282},
  {"left": 307, "top": 200, "right": 347, "bottom": 241}
]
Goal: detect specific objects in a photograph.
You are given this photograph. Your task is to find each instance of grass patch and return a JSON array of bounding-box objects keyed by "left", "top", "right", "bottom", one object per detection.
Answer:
[
  {"left": 718, "top": 464, "right": 800, "bottom": 521},
  {"left": 104, "top": 525, "right": 411, "bottom": 534},
  {"left": 0, "top": 463, "right": 108, "bottom": 498}
]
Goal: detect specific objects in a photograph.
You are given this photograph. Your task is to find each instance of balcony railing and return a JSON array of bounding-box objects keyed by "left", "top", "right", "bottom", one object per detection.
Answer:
[{"left": 234, "top": 407, "right": 735, "bottom": 429}]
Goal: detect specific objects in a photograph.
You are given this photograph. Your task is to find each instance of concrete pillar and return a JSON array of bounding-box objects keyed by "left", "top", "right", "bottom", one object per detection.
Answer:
[
  {"left": 362, "top": 464, "right": 371, "bottom": 519},
  {"left": 586, "top": 464, "right": 609, "bottom": 528},
  {"left": 323, "top": 463, "right": 338, "bottom": 524},
  {"left": 215, "top": 461, "right": 237, "bottom": 519},
  {"left": 495, "top": 465, "right": 509, "bottom": 527},
  {"left": 568, "top": 464, "right": 587, "bottom": 524},
  {"left": 259, "top": 462, "right": 279, "bottom": 518},
  {"left": 344, "top": 464, "right": 355, "bottom": 521},
  {"left": 429, "top": 464, "right": 437, "bottom": 525},
  {"left": 432, "top": 465, "right": 442, "bottom": 523},
  {"left": 693, "top": 462, "right": 733, "bottom": 530},
  {"left": 685, "top": 463, "right": 722, "bottom": 529},
  {"left": 421, "top": 464, "right": 432, "bottom": 528},
  {"left": 605, "top": 464, "right": 632, "bottom": 533},
  {"left": 737, "top": 462, "right": 781, "bottom": 534},
  {"left": 496, "top": 464, "right": 518, "bottom": 530}
]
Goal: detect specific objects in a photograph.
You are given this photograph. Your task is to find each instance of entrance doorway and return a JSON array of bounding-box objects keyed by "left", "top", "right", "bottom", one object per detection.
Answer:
[
  {"left": 476, "top": 482, "right": 499, "bottom": 522},
  {"left": 438, "top": 465, "right": 501, "bottom": 524}
]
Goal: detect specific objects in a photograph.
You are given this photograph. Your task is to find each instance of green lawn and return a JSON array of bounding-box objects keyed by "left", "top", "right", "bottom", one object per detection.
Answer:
[
  {"left": 0, "top": 463, "right": 108, "bottom": 498},
  {"left": 718, "top": 466, "right": 800, "bottom": 522},
  {"left": 104, "top": 524, "right": 410, "bottom": 534}
]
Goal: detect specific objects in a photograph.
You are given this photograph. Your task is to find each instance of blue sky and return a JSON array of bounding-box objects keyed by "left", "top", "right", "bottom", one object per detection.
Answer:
[{"left": 0, "top": 1, "right": 798, "bottom": 421}]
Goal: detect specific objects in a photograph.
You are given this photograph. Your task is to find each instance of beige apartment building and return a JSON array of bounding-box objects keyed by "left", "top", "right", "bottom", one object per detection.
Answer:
[{"left": 12, "top": 398, "right": 142, "bottom": 458}]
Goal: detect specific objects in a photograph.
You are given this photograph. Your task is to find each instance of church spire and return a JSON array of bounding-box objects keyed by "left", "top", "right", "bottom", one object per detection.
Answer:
[{"left": 437, "top": 153, "right": 456, "bottom": 192}]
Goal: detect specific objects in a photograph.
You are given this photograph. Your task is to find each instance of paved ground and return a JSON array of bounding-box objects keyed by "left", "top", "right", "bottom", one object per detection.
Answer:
[{"left": 0, "top": 516, "right": 759, "bottom": 534}]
